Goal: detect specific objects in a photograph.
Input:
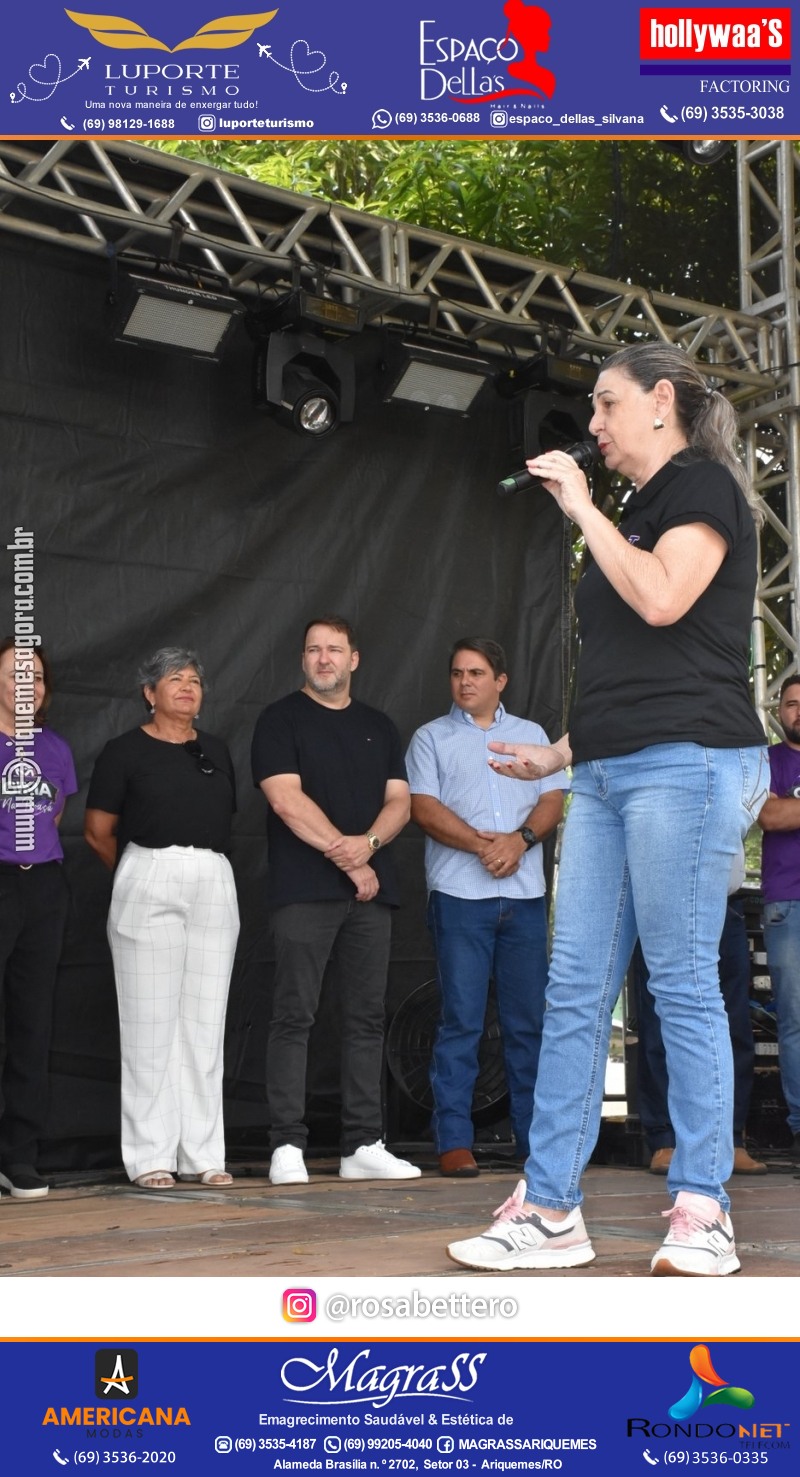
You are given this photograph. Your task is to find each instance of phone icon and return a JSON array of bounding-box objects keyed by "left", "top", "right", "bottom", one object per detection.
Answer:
[
  {"left": 659, "top": 105, "right": 678, "bottom": 123},
  {"left": 643, "top": 1450, "right": 660, "bottom": 1467},
  {"left": 59, "top": 116, "right": 76, "bottom": 131},
  {"left": 53, "top": 1451, "right": 69, "bottom": 1467}
]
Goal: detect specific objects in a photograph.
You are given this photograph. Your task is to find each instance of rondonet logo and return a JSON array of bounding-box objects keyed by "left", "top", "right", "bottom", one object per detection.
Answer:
[{"left": 640, "top": 8, "right": 791, "bottom": 61}]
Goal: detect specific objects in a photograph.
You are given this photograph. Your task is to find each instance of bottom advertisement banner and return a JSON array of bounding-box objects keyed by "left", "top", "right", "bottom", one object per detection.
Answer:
[{"left": 0, "top": 1339, "right": 795, "bottom": 1473}]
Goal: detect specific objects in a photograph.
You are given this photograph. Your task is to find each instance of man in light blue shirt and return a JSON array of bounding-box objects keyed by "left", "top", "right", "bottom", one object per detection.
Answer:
[{"left": 406, "top": 638, "right": 565, "bottom": 1177}]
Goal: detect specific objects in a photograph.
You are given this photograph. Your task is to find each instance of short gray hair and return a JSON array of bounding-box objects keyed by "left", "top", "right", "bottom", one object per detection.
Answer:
[{"left": 137, "top": 647, "right": 206, "bottom": 706}]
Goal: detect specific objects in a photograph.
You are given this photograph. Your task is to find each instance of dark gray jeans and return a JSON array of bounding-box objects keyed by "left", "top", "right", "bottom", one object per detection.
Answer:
[{"left": 267, "top": 899, "right": 391, "bottom": 1155}]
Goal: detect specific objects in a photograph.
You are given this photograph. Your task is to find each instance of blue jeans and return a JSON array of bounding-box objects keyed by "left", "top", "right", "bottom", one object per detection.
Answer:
[
  {"left": 428, "top": 891, "right": 549, "bottom": 1155},
  {"left": 524, "top": 743, "right": 768, "bottom": 1213},
  {"left": 633, "top": 896, "right": 756, "bottom": 1150},
  {"left": 761, "top": 899, "right": 800, "bottom": 1133}
]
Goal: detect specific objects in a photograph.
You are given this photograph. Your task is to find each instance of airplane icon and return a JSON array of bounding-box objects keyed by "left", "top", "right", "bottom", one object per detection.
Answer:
[
  {"left": 257, "top": 43, "right": 271, "bottom": 56},
  {"left": 78, "top": 57, "right": 91, "bottom": 69}
]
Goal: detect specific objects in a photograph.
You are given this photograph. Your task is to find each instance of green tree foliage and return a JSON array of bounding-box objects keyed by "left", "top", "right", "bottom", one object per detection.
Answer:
[{"left": 150, "top": 138, "right": 739, "bottom": 307}]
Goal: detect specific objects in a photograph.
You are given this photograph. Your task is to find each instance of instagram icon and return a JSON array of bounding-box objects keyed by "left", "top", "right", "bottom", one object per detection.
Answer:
[{"left": 283, "top": 1288, "right": 317, "bottom": 1322}]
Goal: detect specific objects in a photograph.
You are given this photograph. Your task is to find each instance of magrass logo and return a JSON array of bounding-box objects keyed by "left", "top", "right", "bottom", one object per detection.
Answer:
[
  {"left": 65, "top": 8, "right": 278, "bottom": 52},
  {"left": 95, "top": 1349, "right": 139, "bottom": 1399},
  {"left": 668, "top": 1345, "right": 755, "bottom": 1421}
]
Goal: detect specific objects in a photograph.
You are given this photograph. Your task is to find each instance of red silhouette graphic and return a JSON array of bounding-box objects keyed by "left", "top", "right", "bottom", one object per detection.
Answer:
[{"left": 502, "top": 1, "right": 555, "bottom": 99}]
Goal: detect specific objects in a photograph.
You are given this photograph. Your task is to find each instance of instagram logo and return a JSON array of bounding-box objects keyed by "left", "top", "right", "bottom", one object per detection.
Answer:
[{"left": 283, "top": 1288, "right": 317, "bottom": 1322}]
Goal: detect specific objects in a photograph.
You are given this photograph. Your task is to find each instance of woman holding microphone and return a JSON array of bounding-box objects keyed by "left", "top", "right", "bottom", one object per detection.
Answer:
[{"left": 448, "top": 344, "right": 768, "bottom": 1277}]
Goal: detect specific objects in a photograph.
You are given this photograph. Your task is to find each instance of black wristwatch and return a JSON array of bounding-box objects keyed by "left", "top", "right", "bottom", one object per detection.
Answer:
[{"left": 518, "top": 826, "right": 538, "bottom": 850}]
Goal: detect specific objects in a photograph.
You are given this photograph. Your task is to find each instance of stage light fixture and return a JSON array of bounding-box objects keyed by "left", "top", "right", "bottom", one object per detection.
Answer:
[
  {"left": 282, "top": 363, "right": 340, "bottom": 437},
  {"left": 681, "top": 140, "right": 732, "bottom": 166},
  {"left": 110, "top": 267, "right": 245, "bottom": 360},
  {"left": 662, "top": 140, "right": 733, "bottom": 167},
  {"left": 383, "top": 342, "right": 492, "bottom": 415},
  {"left": 496, "top": 351, "right": 596, "bottom": 400},
  {"left": 253, "top": 327, "right": 355, "bottom": 438}
]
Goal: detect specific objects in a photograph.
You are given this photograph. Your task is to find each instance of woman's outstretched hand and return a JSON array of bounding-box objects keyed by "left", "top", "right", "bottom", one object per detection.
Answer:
[{"left": 487, "top": 740, "right": 567, "bottom": 780}]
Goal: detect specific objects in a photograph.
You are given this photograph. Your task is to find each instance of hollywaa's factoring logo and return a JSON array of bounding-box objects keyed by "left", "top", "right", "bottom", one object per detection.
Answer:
[
  {"left": 640, "top": 8, "right": 792, "bottom": 62},
  {"left": 65, "top": 8, "right": 278, "bottom": 51},
  {"left": 421, "top": 1, "right": 557, "bottom": 105}
]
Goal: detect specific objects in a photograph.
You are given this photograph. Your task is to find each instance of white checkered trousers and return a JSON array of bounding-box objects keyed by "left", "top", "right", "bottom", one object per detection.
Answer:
[{"left": 107, "top": 843, "right": 240, "bottom": 1181}]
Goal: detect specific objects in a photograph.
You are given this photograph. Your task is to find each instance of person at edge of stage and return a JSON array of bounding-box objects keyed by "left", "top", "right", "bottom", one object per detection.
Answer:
[
  {"left": 406, "top": 636, "right": 564, "bottom": 1178},
  {"left": 0, "top": 639, "right": 77, "bottom": 1201},
  {"left": 447, "top": 342, "right": 769, "bottom": 1277},
  {"left": 633, "top": 892, "right": 766, "bottom": 1177},
  {"left": 757, "top": 673, "right": 800, "bottom": 1162},
  {"left": 84, "top": 648, "right": 239, "bottom": 1191}
]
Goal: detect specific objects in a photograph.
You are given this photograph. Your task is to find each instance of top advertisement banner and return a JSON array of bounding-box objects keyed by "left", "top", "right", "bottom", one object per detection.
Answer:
[{"left": 2, "top": 0, "right": 796, "bottom": 139}]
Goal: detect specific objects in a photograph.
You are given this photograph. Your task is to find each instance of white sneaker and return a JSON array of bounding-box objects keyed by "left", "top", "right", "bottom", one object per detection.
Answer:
[
  {"left": 447, "top": 1179, "right": 596, "bottom": 1271},
  {"left": 269, "top": 1145, "right": 308, "bottom": 1185},
  {"left": 339, "top": 1141, "right": 422, "bottom": 1180},
  {"left": 651, "top": 1204, "right": 740, "bottom": 1277}
]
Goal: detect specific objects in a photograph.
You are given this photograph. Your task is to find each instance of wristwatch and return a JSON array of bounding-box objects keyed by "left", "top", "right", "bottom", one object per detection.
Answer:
[
  {"left": 366, "top": 831, "right": 382, "bottom": 853},
  {"left": 518, "top": 826, "right": 538, "bottom": 850}
]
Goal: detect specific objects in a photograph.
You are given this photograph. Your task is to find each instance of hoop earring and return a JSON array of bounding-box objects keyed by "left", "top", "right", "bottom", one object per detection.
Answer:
[{"left": 653, "top": 417, "right": 664, "bottom": 430}]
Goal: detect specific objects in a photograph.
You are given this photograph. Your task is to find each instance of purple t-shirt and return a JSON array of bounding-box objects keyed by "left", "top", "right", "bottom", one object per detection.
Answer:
[
  {"left": 761, "top": 742, "right": 800, "bottom": 902},
  {"left": 0, "top": 727, "right": 78, "bottom": 864}
]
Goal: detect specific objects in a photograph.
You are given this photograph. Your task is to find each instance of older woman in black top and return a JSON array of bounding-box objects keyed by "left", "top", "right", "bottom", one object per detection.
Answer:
[{"left": 85, "top": 648, "right": 239, "bottom": 1189}]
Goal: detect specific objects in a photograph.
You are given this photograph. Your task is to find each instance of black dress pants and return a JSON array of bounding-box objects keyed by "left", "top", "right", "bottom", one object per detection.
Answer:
[
  {"left": 0, "top": 862, "right": 69, "bottom": 1166},
  {"left": 267, "top": 899, "right": 391, "bottom": 1155}
]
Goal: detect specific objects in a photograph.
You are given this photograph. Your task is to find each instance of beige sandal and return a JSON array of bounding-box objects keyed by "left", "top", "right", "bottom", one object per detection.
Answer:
[
  {"left": 178, "top": 1170, "right": 233, "bottom": 1186},
  {"left": 133, "top": 1171, "right": 174, "bottom": 1189}
]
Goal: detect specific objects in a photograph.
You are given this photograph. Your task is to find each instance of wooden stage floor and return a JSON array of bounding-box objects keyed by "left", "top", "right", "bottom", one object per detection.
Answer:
[{"left": 1, "top": 1151, "right": 798, "bottom": 1278}]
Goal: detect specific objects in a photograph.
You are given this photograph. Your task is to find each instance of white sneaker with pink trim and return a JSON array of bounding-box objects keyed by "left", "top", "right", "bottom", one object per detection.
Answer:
[
  {"left": 651, "top": 1204, "right": 740, "bottom": 1276},
  {"left": 447, "top": 1179, "right": 595, "bottom": 1271}
]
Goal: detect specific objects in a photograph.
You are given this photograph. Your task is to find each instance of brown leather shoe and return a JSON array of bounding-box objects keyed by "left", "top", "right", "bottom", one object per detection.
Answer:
[
  {"left": 439, "top": 1149, "right": 479, "bottom": 1177},
  {"left": 732, "top": 1145, "right": 767, "bottom": 1174},
  {"left": 648, "top": 1147, "right": 673, "bottom": 1175}
]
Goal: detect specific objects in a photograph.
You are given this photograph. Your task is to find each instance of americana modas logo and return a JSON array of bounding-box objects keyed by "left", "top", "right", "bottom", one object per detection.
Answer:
[
  {"left": 65, "top": 8, "right": 278, "bottom": 51},
  {"left": 95, "top": 1349, "right": 139, "bottom": 1399}
]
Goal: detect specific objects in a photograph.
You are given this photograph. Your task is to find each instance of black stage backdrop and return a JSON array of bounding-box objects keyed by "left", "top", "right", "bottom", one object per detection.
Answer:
[{"left": 0, "top": 235, "right": 568, "bottom": 1165}]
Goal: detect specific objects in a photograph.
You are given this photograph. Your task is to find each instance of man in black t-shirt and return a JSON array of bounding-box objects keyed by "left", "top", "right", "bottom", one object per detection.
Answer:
[{"left": 251, "top": 616, "right": 420, "bottom": 1186}]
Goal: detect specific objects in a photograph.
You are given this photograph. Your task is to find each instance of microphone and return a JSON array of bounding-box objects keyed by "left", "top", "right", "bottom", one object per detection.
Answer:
[{"left": 496, "top": 439, "right": 600, "bottom": 497}]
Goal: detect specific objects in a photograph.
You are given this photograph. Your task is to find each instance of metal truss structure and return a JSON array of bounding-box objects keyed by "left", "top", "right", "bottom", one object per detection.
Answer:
[
  {"left": 737, "top": 140, "right": 800, "bottom": 730},
  {"left": 0, "top": 137, "right": 797, "bottom": 725}
]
